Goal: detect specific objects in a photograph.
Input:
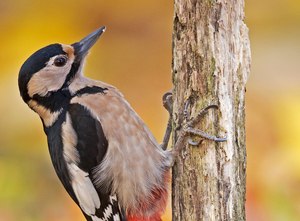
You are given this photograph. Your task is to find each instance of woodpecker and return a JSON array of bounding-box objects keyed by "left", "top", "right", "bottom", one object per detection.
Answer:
[{"left": 18, "top": 27, "right": 226, "bottom": 221}]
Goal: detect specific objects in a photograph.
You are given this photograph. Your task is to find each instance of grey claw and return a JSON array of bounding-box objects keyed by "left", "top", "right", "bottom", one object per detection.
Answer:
[
  {"left": 188, "top": 138, "right": 200, "bottom": 146},
  {"left": 214, "top": 136, "right": 227, "bottom": 142},
  {"left": 162, "top": 91, "right": 173, "bottom": 114}
]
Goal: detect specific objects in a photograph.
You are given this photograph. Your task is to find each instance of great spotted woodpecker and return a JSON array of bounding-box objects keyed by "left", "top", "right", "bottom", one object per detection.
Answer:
[{"left": 18, "top": 27, "right": 226, "bottom": 221}]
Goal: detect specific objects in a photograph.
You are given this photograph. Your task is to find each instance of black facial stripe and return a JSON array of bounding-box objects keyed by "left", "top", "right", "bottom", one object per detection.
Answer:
[
  {"left": 32, "top": 89, "right": 71, "bottom": 112},
  {"left": 18, "top": 44, "right": 66, "bottom": 102},
  {"left": 33, "top": 86, "right": 108, "bottom": 121},
  {"left": 75, "top": 86, "right": 108, "bottom": 97}
]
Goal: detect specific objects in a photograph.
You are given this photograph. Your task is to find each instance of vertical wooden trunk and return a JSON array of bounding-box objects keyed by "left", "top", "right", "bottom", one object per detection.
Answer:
[{"left": 171, "top": 0, "right": 250, "bottom": 220}]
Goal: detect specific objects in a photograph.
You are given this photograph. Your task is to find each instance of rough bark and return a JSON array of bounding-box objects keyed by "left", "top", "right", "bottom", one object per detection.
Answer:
[{"left": 171, "top": 0, "right": 250, "bottom": 221}]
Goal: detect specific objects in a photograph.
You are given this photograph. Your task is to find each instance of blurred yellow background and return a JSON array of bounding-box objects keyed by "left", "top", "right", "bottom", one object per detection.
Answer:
[{"left": 0, "top": 0, "right": 299, "bottom": 221}]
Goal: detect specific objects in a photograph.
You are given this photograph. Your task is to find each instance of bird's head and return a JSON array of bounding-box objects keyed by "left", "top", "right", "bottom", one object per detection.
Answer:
[{"left": 18, "top": 26, "right": 106, "bottom": 103}]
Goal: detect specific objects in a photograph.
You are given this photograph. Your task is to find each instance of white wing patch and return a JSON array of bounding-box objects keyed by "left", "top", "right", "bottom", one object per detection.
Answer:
[
  {"left": 62, "top": 113, "right": 101, "bottom": 217},
  {"left": 113, "top": 214, "right": 121, "bottom": 221},
  {"left": 61, "top": 108, "right": 122, "bottom": 220},
  {"left": 68, "top": 163, "right": 100, "bottom": 216},
  {"left": 90, "top": 204, "right": 115, "bottom": 221},
  {"left": 102, "top": 204, "right": 113, "bottom": 220},
  {"left": 91, "top": 195, "right": 121, "bottom": 221}
]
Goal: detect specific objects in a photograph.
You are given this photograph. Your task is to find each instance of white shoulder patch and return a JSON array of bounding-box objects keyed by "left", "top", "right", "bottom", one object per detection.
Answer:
[
  {"left": 62, "top": 113, "right": 79, "bottom": 164},
  {"left": 68, "top": 163, "right": 100, "bottom": 216}
]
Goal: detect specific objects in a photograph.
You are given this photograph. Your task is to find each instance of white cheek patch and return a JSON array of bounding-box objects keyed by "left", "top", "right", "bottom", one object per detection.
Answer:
[
  {"left": 27, "top": 56, "right": 73, "bottom": 97},
  {"left": 68, "top": 163, "right": 101, "bottom": 216}
]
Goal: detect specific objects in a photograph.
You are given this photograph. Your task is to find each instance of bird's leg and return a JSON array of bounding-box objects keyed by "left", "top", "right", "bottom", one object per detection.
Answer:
[{"left": 160, "top": 91, "right": 173, "bottom": 150}]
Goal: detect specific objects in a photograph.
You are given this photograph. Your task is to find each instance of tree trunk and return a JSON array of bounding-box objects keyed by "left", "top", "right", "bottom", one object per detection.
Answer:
[{"left": 171, "top": 0, "right": 250, "bottom": 220}]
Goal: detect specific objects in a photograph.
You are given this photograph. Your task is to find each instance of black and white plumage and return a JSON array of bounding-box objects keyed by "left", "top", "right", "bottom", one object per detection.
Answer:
[{"left": 18, "top": 27, "right": 173, "bottom": 221}]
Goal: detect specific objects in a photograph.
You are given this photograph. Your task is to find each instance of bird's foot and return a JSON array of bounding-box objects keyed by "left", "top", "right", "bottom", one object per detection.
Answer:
[
  {"left": 183, "top": 100, "right": 227, "bottom": 145},
  {"left": 168, "top": 99, "right": 226, "bottom": 166}
]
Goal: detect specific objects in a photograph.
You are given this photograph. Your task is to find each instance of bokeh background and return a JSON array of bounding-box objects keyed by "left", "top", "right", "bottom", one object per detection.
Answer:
[{"left": 0, "top": 0, "right": 299, "bottom": 220}]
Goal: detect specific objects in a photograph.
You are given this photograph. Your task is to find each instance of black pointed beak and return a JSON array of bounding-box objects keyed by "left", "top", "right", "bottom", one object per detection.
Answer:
[{"left": 72, "top": 26, "right": 106, "bottom": 61}]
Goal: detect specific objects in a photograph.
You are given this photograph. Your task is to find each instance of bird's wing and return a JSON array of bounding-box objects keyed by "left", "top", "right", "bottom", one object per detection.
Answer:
[
  {"left": 65, "top": 102, "right": 126, "bottom": 221},
  {"left": 69, "top": 82, "right": 170, "bottom": 217}
]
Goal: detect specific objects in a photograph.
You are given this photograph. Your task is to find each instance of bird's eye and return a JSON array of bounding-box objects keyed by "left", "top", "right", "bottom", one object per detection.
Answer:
[{"left": 54, "top": 56, "right": 67, "bottom": 67}]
